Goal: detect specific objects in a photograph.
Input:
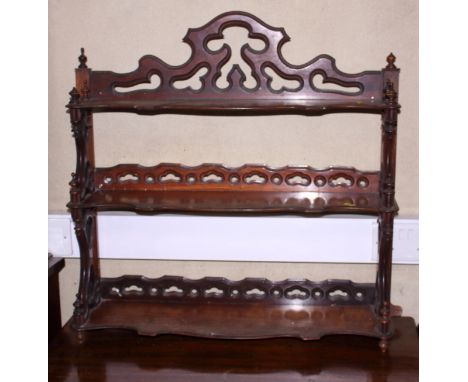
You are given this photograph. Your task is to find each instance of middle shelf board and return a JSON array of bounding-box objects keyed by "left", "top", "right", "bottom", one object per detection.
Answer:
[
  {"left": 71, "top": 163, "right": 391, "bottom": 214},
  {"left": 94, "top": 164, "right": 380, "bottom": 194},
  {"left": 74, "top": 190, "right": 386, "bottom": 214}
]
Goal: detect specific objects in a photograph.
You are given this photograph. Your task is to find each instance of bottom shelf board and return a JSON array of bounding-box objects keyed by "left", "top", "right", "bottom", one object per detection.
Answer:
[{"left": 82, "top": 300, "right": 384, "bottom": 340}]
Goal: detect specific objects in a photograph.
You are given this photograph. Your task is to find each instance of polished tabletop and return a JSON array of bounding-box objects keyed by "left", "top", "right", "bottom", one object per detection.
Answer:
[{"left": 49, "top": 317, "right": 418, "bottom": 381}]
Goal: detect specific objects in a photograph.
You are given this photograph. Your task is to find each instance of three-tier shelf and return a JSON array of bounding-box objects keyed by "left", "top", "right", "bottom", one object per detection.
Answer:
[{"left": 67, "top": 12, "right": 401, "bottom": 351}]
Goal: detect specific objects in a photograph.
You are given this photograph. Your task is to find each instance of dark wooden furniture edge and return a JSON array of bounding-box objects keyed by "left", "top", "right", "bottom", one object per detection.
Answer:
[
  {"left": 49, "top": 317, "right": 419, "bottom": 382},
  {"left": 49, "top": 255, "right": 65, "bottom": 278},
  {"left": 67, "top": 11, "right": 401, "bottom": 353},
  {"left": 49, "top": 255, "right": 65, "bottom": 342}
]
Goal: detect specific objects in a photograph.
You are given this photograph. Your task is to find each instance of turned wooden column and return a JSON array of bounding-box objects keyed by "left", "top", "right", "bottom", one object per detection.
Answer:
[
  {"left": 68, "top": 49, "right": 101, "bottom": 327},
  {"left": 376, "top": 53, "right": 400, "bottom": 352}
]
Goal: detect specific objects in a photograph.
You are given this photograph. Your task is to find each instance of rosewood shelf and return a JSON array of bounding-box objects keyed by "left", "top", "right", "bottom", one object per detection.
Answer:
[{"left": 67, "top": 11, "right": 402, "bottom": 352}]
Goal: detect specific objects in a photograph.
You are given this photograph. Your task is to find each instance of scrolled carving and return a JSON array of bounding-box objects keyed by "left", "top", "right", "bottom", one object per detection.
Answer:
[
  {"left": 71, "top": 209, "right": 100, "bottom": 324},
  {"left": 80, "top": 12, "right": 383, "bottom": 103},
  {"left": 68, "top": 107, "right": 92, "bottom": 202}
]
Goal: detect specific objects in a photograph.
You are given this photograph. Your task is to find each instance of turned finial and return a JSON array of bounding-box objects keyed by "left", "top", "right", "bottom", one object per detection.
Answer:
[
  {"left": 386, "top": 53, "right": 396, "bottom": 69},
  {"left": 78, "top": 47, "right": 88, "bottom": 68}
]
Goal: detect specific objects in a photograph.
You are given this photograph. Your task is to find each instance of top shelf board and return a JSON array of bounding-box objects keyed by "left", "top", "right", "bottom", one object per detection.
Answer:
[{"left": 68, "top": 98, "right": 390, "bottom": 115}]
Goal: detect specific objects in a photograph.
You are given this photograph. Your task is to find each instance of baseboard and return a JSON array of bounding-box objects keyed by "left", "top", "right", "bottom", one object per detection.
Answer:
[{"left": 48, "top": 213, "right": 418, "bottom": 264}]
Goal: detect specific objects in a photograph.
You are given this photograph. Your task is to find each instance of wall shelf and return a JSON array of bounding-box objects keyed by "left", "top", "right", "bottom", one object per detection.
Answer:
[{"left": 67, "top": 11, "right": 401, "bottom": 352}]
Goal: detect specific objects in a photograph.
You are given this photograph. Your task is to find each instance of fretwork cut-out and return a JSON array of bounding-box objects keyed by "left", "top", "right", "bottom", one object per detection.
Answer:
[
  {"left": 207, "top": 26, "right": 266, "bottom": 90},
  {"left": 173, "top": 67, "right": 209, "bottom": 90},
  {"left": 118, "top": 173, "right": 138, "bottom": 183},
  {"left": 264, "top": 66, "right": 301, "bottom": 92},
  {"left": 115, "top": 74, "right": 161, "bottom": 93},
  {"left": 160, "top": 172, "right": 182, "bottom": 183},
  {"left": 311, "top": 73, "right": 361, "bottom": 94}
]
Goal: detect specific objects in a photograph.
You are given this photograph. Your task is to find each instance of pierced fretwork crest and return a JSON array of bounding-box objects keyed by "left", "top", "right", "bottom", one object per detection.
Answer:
[{"left": 84, "top": 12, "right": 387, "bottom": 102}]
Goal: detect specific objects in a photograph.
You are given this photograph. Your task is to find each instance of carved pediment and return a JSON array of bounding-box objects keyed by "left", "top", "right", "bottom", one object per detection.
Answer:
[{"left": 80, "top": 11, "right": 386, "bottom": 103}]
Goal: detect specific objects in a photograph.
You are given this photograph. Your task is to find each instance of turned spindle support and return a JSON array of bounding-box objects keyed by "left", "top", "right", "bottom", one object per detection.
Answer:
[{"left": 377, "top": 53, "right": 400, "bottom": 352}]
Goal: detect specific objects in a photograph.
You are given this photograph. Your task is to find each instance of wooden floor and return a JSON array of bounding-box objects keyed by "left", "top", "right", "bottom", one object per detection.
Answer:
[{"left": 49, "top": 317, "right": 418, "bottom": 382}]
